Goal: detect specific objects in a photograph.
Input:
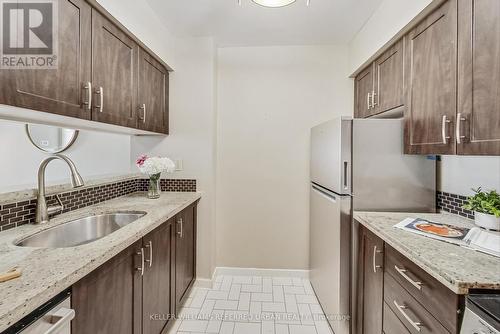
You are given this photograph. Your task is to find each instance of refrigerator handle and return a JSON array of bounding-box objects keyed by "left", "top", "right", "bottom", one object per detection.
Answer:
[{"left": 343, "top": 161, "right": 349, "bottom": 190}]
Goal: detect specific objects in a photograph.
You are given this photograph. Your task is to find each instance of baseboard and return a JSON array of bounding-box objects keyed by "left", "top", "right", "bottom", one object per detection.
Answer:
[
  {"left": 194, "top": 277, "right": 214, "bottom": 288},
  {"left": 214, "top": 266, "right": 310, "bottom": 278}
]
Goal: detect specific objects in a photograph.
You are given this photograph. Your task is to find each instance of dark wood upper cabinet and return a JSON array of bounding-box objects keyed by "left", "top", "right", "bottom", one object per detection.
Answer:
[
  {"left": 0, "top": 0, "right": 92, "bottom": 119},
  {"left": 72, "top": 241, "right": 143, "bottom": 334},
  {"left": 373, "top": 39, "right": 404, "bottom": 115},
  {"left": 0, "top": 0, "right": 170, "bottom": 134},
  {"left": 357, "top": 226, "right": 384, "bottom": 334},
  {"left": 354, "top": 66, "right": 375, "bottom": 118},
  {"left": 457, "top": 0, "right": 500, "bottom": 155},
  {"left": 175, "top": 204, "right": 197, "bottom": 312},
  {"left": 404, "top": 0, "right": 457, "bottom": 155},
  {"left": 91, "top": 9, "right": 138, "bottom": 128},
  {"left": 137, "top": 49, "right": 169, "bottom": 134},
  {"left": 142, "top": 220, "right": 173, "bottom": 334}
]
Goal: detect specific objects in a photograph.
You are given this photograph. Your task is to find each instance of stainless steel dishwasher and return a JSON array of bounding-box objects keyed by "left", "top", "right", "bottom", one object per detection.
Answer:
[{"left": 3, "top": 290, "right": 74, "bottom": 334}]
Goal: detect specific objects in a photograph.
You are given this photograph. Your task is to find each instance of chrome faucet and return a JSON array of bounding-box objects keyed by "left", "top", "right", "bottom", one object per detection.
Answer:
[{"left": 36, "top": 154, "right": 84, "bottom": 224}]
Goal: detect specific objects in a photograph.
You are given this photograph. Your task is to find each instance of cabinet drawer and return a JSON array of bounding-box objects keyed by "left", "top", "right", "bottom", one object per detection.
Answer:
[
  {"left": 385, "top": 245, "right": 458, "bottom": 332},
  {"left": 383, "top": 301, "right": 411, "bottom": 334},
  {"left": 384, "top": 274, "right": 450, "bottom": 334}
]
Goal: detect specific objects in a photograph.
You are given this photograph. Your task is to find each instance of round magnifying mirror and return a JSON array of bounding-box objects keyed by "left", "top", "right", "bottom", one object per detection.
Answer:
[{"left": 25, "top": 124, "right": 79, "bottom": 153}]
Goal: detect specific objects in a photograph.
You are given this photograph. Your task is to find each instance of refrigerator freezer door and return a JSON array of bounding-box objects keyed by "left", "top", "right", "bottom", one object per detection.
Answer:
[
  {"left": 352, "top": 118, "right": 436, "bottom": 212},
  {"left": 310, "top": 117, "right": 352, "bottom": 195},
  {"left": 309, "top": 183, "right": 351, "bottom": 334}
]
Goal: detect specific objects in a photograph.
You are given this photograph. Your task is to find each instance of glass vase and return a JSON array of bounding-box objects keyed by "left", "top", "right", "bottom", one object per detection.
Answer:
[{"left": 147, "top": 174, "right": 161, "bottom": 199}]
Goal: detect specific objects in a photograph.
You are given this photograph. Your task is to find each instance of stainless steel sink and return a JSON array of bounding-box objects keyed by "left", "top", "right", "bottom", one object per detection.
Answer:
[{"left": 15, "top": 211, "right": 147, "bottom": 248}]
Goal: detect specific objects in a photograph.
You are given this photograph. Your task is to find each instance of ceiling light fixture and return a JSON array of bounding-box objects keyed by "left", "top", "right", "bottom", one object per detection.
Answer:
[{"left": 238, "top": 0, "right": 310, "bottom": 8}]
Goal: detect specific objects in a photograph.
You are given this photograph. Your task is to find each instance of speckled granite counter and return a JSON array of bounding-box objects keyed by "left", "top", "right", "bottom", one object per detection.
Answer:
[
  {"left": 0, "top": 191, "right": 201, "bottom": 332},
  {"left": 354, "top": 211, "right": 500, "bottom": 295}
]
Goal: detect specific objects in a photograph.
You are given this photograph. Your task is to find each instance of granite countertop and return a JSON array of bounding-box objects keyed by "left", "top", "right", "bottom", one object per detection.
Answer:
[
  {"left": 354, "top": 211, "right": 500, "bottom": 294},
  {"left": 0, "top": 191, "right": 201, "bottom": 332}
]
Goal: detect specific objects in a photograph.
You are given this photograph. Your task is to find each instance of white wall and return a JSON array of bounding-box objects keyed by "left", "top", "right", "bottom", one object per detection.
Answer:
[
  {"left": 216, "top": 45, "right": 353, "bottom": 270},
  {"left": 0, "top": 120, "right": 131, "bottom": 192},
  {"left": 439, "top": 156, "right": 500, "bottom": 195},
  {"left": 131, "top": 37, "right": 217, "bottom": 280},
  {"left": 350, "top": 0, "right": 500, "bottom": 196},
  {"left": 348, "top": 0, "right": 432, "bottom": 73}
]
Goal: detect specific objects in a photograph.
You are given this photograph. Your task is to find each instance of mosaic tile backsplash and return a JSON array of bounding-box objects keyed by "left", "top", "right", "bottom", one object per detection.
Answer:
[
  {"left": 437, "top": 191, "right": 474, "bottom": 219},
  {"left": 0, "top": 178, "right": 196, "bottom": 231}
]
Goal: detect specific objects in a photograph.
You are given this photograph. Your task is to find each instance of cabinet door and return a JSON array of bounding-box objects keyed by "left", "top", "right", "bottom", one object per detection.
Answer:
[
  {"left": 404, "top": 0, "right": 457, "bottom": 155},
  {"left": 0, "top": 0, "right": 92, "bottom": 119},
  {"left": 91, "top": 9, "right": 138, "bottom": 128},
  {"left": 175, "top": 205, "right": 196, "bottom": 311},
  {"left": 355, "top": 66, "right": 374, "bottom": 118},
  {"left": 373, "top": 39, "right": 404, "bottom": 115},
  {"left": 142, "top": 221, "right": 173, "bottom": 334},
  {"left": 137, "top": 49, "right": 169, "bottom": 134},
  {"left": 357, "top": 226, "right": 384, "bottom": 334},
  {"left": 457, "top": 0, "right": 500, "bottom": 155},
  {"left": 72, "top": 241, "right": 143, "bottom": 334}
]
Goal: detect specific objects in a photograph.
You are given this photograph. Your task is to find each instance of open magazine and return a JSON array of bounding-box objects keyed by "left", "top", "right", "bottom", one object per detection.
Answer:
[{"left": 395, "top": 218, "right": 500, "bottom": 258}]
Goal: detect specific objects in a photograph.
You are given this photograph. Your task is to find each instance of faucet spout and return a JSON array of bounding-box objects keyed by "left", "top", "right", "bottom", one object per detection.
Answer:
[{"left": 36, "top": 154, "right": 84, "bottom": 224}]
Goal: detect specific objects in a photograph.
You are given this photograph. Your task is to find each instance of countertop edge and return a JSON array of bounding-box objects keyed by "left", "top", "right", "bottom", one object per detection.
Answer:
[
  {"left": 0, "top": 192, "right": 202, "bottom": 332},
  {"left": 354, "top": 214, "right": 470, "bottom": 295}
]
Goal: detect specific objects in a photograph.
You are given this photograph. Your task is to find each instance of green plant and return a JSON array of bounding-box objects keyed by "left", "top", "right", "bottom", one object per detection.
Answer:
[{"left": 463, "top": 187, "right": 500, "bottom": 218}]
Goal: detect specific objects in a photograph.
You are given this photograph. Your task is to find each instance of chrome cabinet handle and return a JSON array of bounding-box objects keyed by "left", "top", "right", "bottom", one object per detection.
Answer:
[
  {"left": 367, "top": 92, "right": 372, "bottom": 110},
  {"left": 177, "top": 218, "right": 183, "bottom": 238},
  {"left": 456, "top": 113, "right": 466, "bottom": 144},
  {"left": 372, "top": 245, "right": 382, "bottom": 273},
  {"left": 95, "top": 87, "right": 103, "bottom": 113},
  {"left": 393, "top": 300, "right": 423, "bottom": 332},
  {"left": 441, "top": 115, "right": 451, "bottom": 144},
  {"left": 372, "top": 90, "right": 377, "bottom": 108},
  {"left": 83, "top": 82, "right": 92, "bottom": 111},
  {"left": 42, "top": 307, "right": 75, "bottom": 334},
  {"left": 136, "top": 248, "right": 144, "bottom": 276},
  {"left": 395, "top": 265, "right": 423, "bottom": 290},
  {"left": 145, "top": 240, "right": 153, "bottom": 267},
  {"left": 139, "top": 103, "right": 147, "bottom": 123}
]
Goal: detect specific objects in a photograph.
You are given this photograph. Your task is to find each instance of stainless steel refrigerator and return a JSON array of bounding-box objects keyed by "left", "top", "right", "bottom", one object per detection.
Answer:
[{"left": 309, "top": 117, "right": 436, "bottom": 334}]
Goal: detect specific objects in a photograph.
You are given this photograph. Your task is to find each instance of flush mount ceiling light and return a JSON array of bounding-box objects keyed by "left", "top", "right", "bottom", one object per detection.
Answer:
[{"left": 238, "top": 0, "right": 310, "bottom": 8}]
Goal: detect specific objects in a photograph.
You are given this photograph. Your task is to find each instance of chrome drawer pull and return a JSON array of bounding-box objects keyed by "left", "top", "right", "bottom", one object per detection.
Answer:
[
  {"left": 43, "top": 307, "right": 75, "bottom": 334},
  {"left": 395, "top": 265, "right": 423, "bottom": 290},
  {"left": 372, "top": 245, "right": 382, "bottom": 273},
  {"left": 393, "top": 300, "right": 423, "bottom": 332},
  {"left": 367, "top": 92, "right": 372, "bottom": 110}
]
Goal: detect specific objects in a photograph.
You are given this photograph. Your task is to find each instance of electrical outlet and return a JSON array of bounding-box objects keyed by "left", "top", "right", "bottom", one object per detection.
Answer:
[{"left": 174, "top": 159, "right": 183, "bottom": 171}]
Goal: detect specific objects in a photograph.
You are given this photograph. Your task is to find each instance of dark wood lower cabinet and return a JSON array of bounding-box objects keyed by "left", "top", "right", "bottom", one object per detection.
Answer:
[
  {"left": 72, "top": 204, "right": 197, "bottom": 334},
  {"left": 142, "top": 220, "right": 173, "bottom": 334},
  {"left": 356, "top": 223, "right": 464, "bottom": 334},
  {"left": 175, "top": 204, "right": 197, "bottom": 312},
  {"left": 357, "top": 226, "right": 385, "bottom": 334},
  {"left": 72, "top": 240, "right": 143, "bottom": 334}
]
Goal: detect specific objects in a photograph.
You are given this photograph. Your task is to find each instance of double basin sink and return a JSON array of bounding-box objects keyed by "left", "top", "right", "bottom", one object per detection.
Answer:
[{"left": 15, "top": 211, "right": 146, "bottom": 248}]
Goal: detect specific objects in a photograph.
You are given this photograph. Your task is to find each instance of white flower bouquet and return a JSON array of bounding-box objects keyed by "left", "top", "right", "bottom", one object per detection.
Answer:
[{"left": 136, "top": 155, "right": 175, "bottom": 199}]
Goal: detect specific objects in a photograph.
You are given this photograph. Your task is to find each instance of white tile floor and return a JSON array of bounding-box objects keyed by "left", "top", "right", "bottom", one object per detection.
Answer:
[{"left": 168, "top": 275, "right": 333, "bottom": 334}]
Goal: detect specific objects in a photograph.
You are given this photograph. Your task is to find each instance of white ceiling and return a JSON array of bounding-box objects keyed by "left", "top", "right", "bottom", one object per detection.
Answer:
[{"left": 145, "top": 0, "right": 384, "bottom": 46}]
